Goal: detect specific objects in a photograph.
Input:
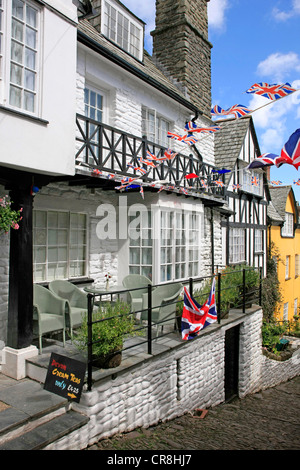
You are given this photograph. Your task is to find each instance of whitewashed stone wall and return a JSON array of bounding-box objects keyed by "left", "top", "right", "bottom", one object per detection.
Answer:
[
  {"left": 44, "top": 306, "right": 300, "bottom": 450},
  {"left": 76, "top": 46, "right": 215, "bottom": 166}
]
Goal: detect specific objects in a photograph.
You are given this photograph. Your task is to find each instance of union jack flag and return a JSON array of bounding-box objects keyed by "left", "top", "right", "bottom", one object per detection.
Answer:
[
  {"left": 182, "top": 135, "right": 198, "bottom": 145},
  {"left": 214, "top": 179, "right": 224, "bottom": 187},
  {"left": 293, "top": 179, "right": 300, "bottom": 186},
  {"left": 181, "top": 278, "right": 217, "bottom": 340},
  {"left": 91, "top": 169, "right": 102, "bottom": 176},
  {"left": 270, "top": 181, "right": 282, "bottom": 186},
  {"left": 138, "top": 157, "right": 158, "bottom": 168},
  {"left": 211, "top": 104, "right": 252, "bottom": 119},
  {"left": 200, "top": 179, "right": 208, "bottom": 189},
  {"left": 146, "top": 150, "right": 160, "bottom": 161},
  {"left": 232, "top": 183, "right": 242, "bottom": 190},
  {"left": 167, "top": 132, "right": 198, "bottom": 145},
  {"left": 167, "top": 132, "right": 185, "bottom": 141},
  {"left": 185, "top": 122, "right": 221, "bottom": 134},
  {"left": 245, "top": 82, "right": 297, "bottom": 101},
  {"left": 127, "top": 164, "right": 148, "bottom": 175},
  {"left": 157, "top": 149, "right": 178, "bottom": 161},
  {"left": 247, "top": 153, "right": 279, "bottom": 169},
  {"left": 251, "top": 176, "right": 259, "bottom": 186},
  {"left": 279, "top": 128, "right": 300, "bottom": 169}
]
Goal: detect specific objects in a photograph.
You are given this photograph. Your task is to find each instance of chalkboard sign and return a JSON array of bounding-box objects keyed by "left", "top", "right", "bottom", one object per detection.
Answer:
[{"left": 44, "top": 353, "right": 86, "bottom": 403}]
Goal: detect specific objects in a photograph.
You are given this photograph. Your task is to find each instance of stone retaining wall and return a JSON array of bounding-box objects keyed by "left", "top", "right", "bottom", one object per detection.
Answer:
[{"left": 44, "top": 306, "right": 300, "bottom": 450}]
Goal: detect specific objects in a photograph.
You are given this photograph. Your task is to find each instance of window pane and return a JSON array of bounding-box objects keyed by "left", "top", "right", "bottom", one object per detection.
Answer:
[
  {"left": 25, "top": 69, "right": 35, "bottom": 90},
  {"left": 10, "top": 63, "right": 22, "bottom": 85},
  {"left": 25, "top": 26, "right": 36, "bottom": 48},
  {"left": 11, "top": 40, "right": 23, "bottom": 63},
  {"left": 11, "top": 18, "right": 23, "bottom": 41},
  {"left": 12, "top": 0, "right": 24, "bottom": 20},
  {"left": 24, "top": 90, "right": 34, "bottom": 111},
  {"left": 9, "top": 85, "right": 22, "bottom": 107},
  {"left": 26, "top": 5, "right": 37, "bottom": 27}
]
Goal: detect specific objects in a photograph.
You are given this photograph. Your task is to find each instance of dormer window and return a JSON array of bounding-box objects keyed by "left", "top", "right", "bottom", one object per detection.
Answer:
[{"left": 102, "top": 0, "right": 143, "bottom": 61}]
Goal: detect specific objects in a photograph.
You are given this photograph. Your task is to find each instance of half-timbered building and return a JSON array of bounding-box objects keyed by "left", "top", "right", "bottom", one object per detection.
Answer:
[{"left": 214, "top": 116, "right": 270, "bottom": 275}]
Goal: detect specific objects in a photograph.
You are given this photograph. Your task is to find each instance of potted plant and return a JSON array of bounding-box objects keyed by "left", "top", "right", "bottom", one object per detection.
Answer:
[
  {"left": 74, "top": 300, "right": 139, "bottom": 369},
  {"left": 0, "top": 196, "right": 23, "bottom": 235}
]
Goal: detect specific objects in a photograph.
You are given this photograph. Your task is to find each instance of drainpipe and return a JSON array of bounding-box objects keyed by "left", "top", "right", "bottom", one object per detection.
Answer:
[{"left": 210, "top": 208, "right": 214, "bottom": 275}]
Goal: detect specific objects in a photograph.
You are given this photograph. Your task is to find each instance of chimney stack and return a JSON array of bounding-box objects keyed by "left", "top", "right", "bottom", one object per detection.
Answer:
[{"left": 151, "top": 0, "right": 212, "bottom": 117}]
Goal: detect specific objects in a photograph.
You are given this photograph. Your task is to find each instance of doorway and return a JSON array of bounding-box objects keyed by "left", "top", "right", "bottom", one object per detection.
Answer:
[{"left": 225, "top": 325, "right": 240, "bottom": 402}]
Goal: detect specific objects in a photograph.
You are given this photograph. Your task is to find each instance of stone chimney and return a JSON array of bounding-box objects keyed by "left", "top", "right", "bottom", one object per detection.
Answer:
[
  {"left": 86, "top": 0, "right": 101, "bottom": 31},
  {"left": 151, "top": 0, "right": 212, "bottom": 117}
]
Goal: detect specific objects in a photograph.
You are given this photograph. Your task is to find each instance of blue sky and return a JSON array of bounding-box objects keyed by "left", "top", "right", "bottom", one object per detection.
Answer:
[{"left": 124, "top": 0, "right": 300, "bottom": 202}]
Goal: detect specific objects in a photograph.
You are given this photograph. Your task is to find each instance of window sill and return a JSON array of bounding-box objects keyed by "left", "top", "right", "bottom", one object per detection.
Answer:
[{"left": 0, "top": 105, "right": 49, "bottom": 126}]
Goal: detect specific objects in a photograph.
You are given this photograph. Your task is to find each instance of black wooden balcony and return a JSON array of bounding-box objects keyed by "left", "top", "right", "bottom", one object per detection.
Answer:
[{"left": 75, "top": 114, "right": 225, "bottom": 198}]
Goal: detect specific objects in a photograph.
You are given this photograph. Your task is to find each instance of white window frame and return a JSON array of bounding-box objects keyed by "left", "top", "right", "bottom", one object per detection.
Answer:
[
  {"left": 295, "top": 254, "right": 300, "bottom": 277},
  {"left": 1, "top": 0, "right": 41, "bottom": 115},
  {"left": 84, "top": 84, "right": 107, "bottom": 123},
  {"left": 282, "top": 212, "right": 294, "bottom": 237},
  {"left": 285, "top": 255, "right": 290, "bottom": 280},
  {"left": 142, "top": 107, "right": 171, "bottom": 148},
  {"left": 294, "top": 298, "right": 298, "bottom": 317},
  {"left": 283, "top": 302, "right": 289, "bottom": 321},
  {"left": 229, "top": 228, "right": 246, "bottom": 264},
  {"left": 158, "top": 209, "right": 200, "bottom": 283},
  {"left": 242, "top": 169, "right": 262, "bottom": 196},
  {"left": 255, "top": 229, "right": 263, "bottom": 253},
  {"left": 128, "top": 208, "right": 153, "bottom": 280},
  {"left": 33, "top": 209, "right": 88, "bottom": 282},
  {"left": 102, "top": 0, "right": 143, "bottom": 61}
]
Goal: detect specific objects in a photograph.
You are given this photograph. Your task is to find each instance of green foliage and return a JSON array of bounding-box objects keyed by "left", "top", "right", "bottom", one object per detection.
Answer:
[
  {"left": 74, "top": 300, "right": 139, "bottom": 358},
  {"left": 186, "top": 265, "right": 260, "bottom": 318},
  {"left": 0, "top": 196, "right": 22, "bottom": 234},
  {"left": 262, "top": 320, "right": 287, "bottom": 354},
  {"left": 261, "top": 243, "right": 282, "bottom": 321}
]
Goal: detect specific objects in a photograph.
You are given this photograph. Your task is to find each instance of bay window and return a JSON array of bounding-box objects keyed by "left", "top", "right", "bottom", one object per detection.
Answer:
[
  {"left": 1, "top": 0, "right": 41, "bottom": 114},
  {"left": 128, "top": 207, "right": 201, "bottom": 283}
]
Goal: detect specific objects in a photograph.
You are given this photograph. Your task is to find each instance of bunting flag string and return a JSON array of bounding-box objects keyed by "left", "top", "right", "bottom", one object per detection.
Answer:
[{"left": 86, "top": 79, "right": 299, "bottom": 199}]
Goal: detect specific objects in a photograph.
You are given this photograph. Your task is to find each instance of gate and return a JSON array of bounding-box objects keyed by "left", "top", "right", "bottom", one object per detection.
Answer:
[{"left": 225, "top": 325, "right": 240, "bottom": 402}]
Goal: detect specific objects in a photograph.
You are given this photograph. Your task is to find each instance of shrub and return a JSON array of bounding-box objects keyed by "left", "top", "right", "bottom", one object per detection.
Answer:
[{"left": 74, "top": 300, "right": 138, "bottom": 358}]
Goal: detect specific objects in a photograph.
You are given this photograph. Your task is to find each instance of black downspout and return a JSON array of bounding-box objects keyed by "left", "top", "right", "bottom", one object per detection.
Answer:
[{"left": 210, "top": 208, "right": 214, "bottom": 275}]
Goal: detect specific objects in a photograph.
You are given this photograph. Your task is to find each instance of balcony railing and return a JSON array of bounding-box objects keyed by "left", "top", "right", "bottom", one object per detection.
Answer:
[{"left": 75, "top": 114, "right": 225, "bottom": 197}]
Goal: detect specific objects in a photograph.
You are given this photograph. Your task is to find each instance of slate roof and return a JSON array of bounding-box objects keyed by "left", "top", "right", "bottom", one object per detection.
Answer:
[
  {"left": 268, "top": 186, "right": 296, "bottom": 225},
  {"left": 214, "top": 116, "right": 255, "bottom": 185},
  {"left": 77, "top": 18, "right": 199, "bottom": 114}
]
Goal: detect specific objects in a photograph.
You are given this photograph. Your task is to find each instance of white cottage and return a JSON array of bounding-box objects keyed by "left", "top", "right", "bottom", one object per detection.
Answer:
[{"left": 0, "top": 0, "right": 255, "bottom": 366}]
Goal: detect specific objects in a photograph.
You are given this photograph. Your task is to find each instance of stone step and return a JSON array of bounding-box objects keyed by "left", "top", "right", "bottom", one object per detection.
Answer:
[{"left": 0, "top": 410, "right": 89, "bottom": 450}]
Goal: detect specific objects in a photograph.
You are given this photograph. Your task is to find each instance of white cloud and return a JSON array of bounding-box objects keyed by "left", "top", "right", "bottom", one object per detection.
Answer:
[
  {"left": 249, "top": 80, "right": 300, "bottom": 153},
  {"left": 256, "top": 52, "right": 300, "bottom": 82},
  {"left": 272, "top": 0, "right": 300, "bottom": 21},
  {"left": 207, "top": 0, "right": 230, "bottom": 31}
]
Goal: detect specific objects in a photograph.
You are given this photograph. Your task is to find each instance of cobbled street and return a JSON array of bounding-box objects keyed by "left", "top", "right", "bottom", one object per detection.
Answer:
[{"left": 87, "top": 376, "right": 300, "bottom": 451}]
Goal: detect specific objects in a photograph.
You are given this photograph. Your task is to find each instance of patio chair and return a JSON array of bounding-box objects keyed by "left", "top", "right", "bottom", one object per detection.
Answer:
[
  {"left": 33, "top": 284, "right": 66, "bottom": 354},
  {"left": 122, "top": 274, "right": 153, "bottom": 319},
  {"left": 49, "top": 280, "right": 88, "bottom": 336},
  {"left": 141, "top": 282, "right": 183, "bottom": 334}
]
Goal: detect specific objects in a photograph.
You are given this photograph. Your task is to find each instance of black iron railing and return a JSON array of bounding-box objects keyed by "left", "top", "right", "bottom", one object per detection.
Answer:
[
  {"left": 75, "top": 114, "right": 225, "bottom": 196},
  {"left": 85, "top": 266, "right": 262, "bottom": 390}
]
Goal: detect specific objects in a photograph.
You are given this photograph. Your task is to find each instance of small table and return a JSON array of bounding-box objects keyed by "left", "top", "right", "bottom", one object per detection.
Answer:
[{"left": 84, "top": 284, "right": 128, "bottom": 302}]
